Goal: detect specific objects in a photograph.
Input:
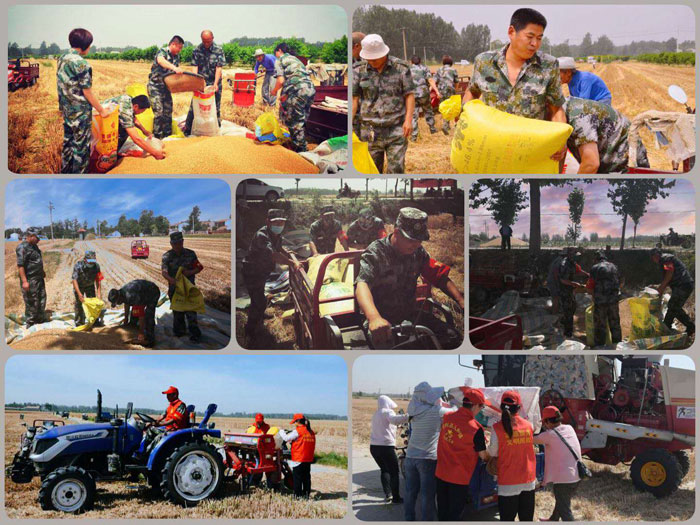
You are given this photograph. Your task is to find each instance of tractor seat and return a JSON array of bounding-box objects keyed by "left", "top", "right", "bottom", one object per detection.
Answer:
[{"left": 185, "top": 404, "right": 195, "bottom": 428}]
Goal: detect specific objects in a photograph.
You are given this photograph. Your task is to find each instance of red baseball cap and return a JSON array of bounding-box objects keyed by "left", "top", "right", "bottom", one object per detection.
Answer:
[
  {"left": 459, "top": 386, "right": 485, "bottom": 405},
  {"left": 542, "top": 406, "right": 561, "bottom": 419},
  {"left": 162, "top": 386, "right": 179, "bottom": 396},
  {"left": 501, "top": 390, "right": 522, "bottom": 406},
  {"left": 255, "top": 413, "right": 265, "bottom": 423},
  {"left": 290, "top": 413, "right": 305, "bottom": 424}
]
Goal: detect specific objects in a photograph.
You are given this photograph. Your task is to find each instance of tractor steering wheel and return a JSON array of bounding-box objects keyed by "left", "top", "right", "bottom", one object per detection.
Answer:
[{"left": 134, "top": 412, "right": 157, "bottom": 424}]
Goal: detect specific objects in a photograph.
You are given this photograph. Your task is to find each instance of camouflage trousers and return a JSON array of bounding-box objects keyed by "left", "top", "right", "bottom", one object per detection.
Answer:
[
  {"left": 360, "top": 125, "right": 407, "bottom": 174},
  {"left": 279, "top": 87, "right": 316, "bottom": 153},
  {"left": 438, "top": 88, "right": 455, "bottom": 133},
  {"left": 184, "top": 84, "right": 222, "bottom": 135},
  {"left": 664, "top": 284, "right": 695, "bottom": 332},
  {"left": 411, "top": 95, "right": 436, "bottom": 139},
  {"left": 147, "top": 82, "right": 173, "bottom": 139},
  {"left": 593, "top": 301, "right": 622, "bottom": 347},
  {"left": 559, "top": 291, "right": 576, "bottom": 337},
  {"left": 21, "top": 277, "right": 46, "bottom": 326},
  {"left": 61, "top": 112, "right": 92, "bottom": 174},
  {"left": 168, "top": 287, "right": 201, "bottom": 339}
]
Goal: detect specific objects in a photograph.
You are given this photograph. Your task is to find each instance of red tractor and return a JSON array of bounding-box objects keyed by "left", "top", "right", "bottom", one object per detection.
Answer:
[
  {"left": 130, "top": 240, "right": 149, "bottom": 259},
  {"left": 8, "top": 59, "right": 39, "bottom": 91},
  {"left": 221, "top": 432, "right": 293, "bottom": 491},
  {"left": 475, "top": 355, "right": 695, "bottom": 497}
]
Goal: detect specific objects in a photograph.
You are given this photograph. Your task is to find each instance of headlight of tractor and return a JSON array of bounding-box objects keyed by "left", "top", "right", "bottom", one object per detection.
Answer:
[{"left": 32, "top": 438, "right": 58, "bottom": 455}]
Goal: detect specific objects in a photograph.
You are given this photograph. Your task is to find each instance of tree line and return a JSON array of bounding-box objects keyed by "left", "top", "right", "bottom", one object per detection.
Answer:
[
  {"left": 470, "top": 179, "right": 677, "bottom": 251},
  {"left": 8, "top": 35, "right": 347, "bottom": 64},
  {"left": 353, "top": 6, "right": 694, "bottom": 63}
]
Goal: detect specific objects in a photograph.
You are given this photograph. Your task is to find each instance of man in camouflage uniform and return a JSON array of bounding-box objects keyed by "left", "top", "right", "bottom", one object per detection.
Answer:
[
  {"left": 161, "top": 231, "right": 203, "bottom": 342},
  {"left": 57, "top": 28, "right": 110, "bottom": 173},
  {"left": 270, "top": 43, "right": 316, "bottom": 152},
  {"left": 241, "top": 209, "right": 302, "bottom": 345},
  {"left": 16, "top": 228, "right": 46, "bottom": 327},
  {"left": 184, "top": 30, "right": 225, "bottom": 135},
  {"left": 564, "top": 97, "right": 649, "bottom": 173},
  {"left": 108, "top": 280, "right": 161, "bottom": 347},
  {"left": 435, "top": 55, "right": 459, "bottom": 134},
  {"left": 352, "top": 34, "right": 415, "bottom": 174},
  {"left": 465, "top": 8, "right": 568, "bottom": 161},
  {"left": 409, "top": 56, "right": 438, "bottom": 140},
  {"left": 72, "top": 250, "right": 105, "bottom": 327},
  {"left": 355, "top": 208, "right": 464, "bottom": 349},
  {"left": 651, "top": 248, "right": 695, "bottom": 335},
  {"left": 585, "top": 251, "right": 621, "bottom": 347},
  {"left": 558, "top": 247, "right": 590, "bottom": 337},
  {"left": 100, "top": 94, "right": 165, "bottom": 159},
  {"left": 148, "top": 36, "right": 185, "bottom": 139},
  {"left": 309, "top": 205, "right": 349, "bottom": 256},
  {"left": 352, "top": 32, "right": 366, "bottom": 65},
  {"left": 347, "top": 208, "right": 387, "bottom": 249}
]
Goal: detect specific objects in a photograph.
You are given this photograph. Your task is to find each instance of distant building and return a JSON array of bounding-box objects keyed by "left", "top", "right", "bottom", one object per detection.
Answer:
[
  {"left": 110, "top": 231, "right": 122, "bottom": 238},
  {"left": 77, "top": 228, "right": 87, "bottom": 240}
]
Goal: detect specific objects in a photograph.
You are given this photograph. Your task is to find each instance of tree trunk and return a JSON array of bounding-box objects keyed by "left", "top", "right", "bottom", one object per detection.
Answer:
[
  {"left": 410, "top": 181, "right": 414, "bottom": 200},
  {"left": 529, "top": 181, "right": 541, "bottom": 255},
  {"left": 394, "top": 179, "right": 399, "bottom": 198},
  {"left": 365, "top": 179, "right": 369, "bottom": 200},
  {"left": 633, "top": 221, "right": 637, "bottom": 248},
  {"left": 619, "top": 213, "right": 627, "bottom": 250}
]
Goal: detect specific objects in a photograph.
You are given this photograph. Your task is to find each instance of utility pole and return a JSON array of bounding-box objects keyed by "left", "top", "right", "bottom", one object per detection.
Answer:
[
  {"left": 48, "top": 201, "right": 55, "bottom": 240},
  {"left": 401, "top": 27, "right": 408, "bottom": 61},
  {"left": 424, "top": 46, "right": 427, "bottom": 63}
]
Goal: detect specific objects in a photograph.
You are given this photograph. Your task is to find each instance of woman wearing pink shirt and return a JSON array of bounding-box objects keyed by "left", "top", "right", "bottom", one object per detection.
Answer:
[{"left": 533, "top": 406, "right": 582, "bottom": 521}]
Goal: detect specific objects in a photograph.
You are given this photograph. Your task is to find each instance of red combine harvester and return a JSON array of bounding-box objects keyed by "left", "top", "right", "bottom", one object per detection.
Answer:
[
  {"left": 476, "top": 355, "right": 695, "bottom": 497},
  {"left": 8, "top": 59, "right": 39, "bottom": 91},
  {"left": 130, "top": 240, "right": 149, "bottom": 259},
  {"left": 222, "top": 432, "right": 292, "bottom": 490},
  {"left": 306, "top": 85, "right": 348, "bottom": 144},
  {"left": 469, "top": 315, "right": 523, "bottom": 350}
]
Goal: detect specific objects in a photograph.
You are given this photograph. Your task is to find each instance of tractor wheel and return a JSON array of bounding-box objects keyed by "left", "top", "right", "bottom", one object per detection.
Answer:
[
  {"left": 9, "top": 453, "right": 36, "bottom": 483},
  {"left": 630, "top": 448, "right": 683, "bottom": 498},
  {"left": 674, "top": 450, "right": 691, "bottom": 479},
  {"left": 160, "top": 441, "right": 224, "bottom": 506},
  {"left": 38, "top": 466, "right": 95, "bottom": 513},
  {"left": 681, "top": 239, "right": 692, "bottom": 249}
]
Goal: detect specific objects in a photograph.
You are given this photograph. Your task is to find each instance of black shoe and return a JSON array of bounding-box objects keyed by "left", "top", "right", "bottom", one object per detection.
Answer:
[
  {"left": 392, "top": 496, "right": 403, "bottom": 504},
  {"left": 94, "top": 320, "right": 105, "bottom": 327}
]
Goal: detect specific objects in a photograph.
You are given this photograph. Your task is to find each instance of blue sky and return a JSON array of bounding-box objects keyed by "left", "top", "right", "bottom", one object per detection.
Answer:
[
  {"left": 352, "top": 354, "right": 695, "bottom": 393},
  {"left": 8, "top": 5, "right": 346, "bottom": 47},
  {"left": 6, "top": 355, "right": 347, "bottom": 416},
  {"left": 5, "top": 179, "right": 231, "bottom": 229}
]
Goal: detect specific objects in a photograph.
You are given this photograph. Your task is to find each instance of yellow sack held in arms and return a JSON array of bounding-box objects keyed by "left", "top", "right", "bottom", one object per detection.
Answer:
[
  {"left": 352, "top": 132, "right": 379, "bottom": 174},
  {"left": 450, "top": 100, "right": 573, "bottom": 174},
  {"left": 585, "top": 304, "right": 612, "bottom": 347},
  {"left": 629, "top": 296, "right": 669, "bottom": 340},
  {"left": 171, "top": 267, "right": 206, "bottom": 313},
  {"left": 125, "top": 83, "right": 185, "bottom": 140},
  {"left": 439, "top": 95, "right": 463, "bottom": 122},
  {"left": 90, "top": 103, "right": 119, "bottom": 173},
  {"left": 71, "top": 297, "right": 105, "bottom": 332}
]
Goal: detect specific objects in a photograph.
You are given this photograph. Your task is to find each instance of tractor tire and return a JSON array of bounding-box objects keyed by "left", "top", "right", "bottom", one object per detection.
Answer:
[
  {"left": 160, "top": 441, "right": 224, "bottom": 506},
  {"left": 264, "top": 191, "right": 279, "bottom": 202},
  {"left": 674, "top": 450, "right": 691, "bottom": 479},
  {"left": 38, "top": 466, "right": 95, "bottom": 513},
  {"left": 630, "top": 448, "right": 683, "bottom": 498},
  {"left": 681, "top": 239, "right": 692, "bottom": 249}
]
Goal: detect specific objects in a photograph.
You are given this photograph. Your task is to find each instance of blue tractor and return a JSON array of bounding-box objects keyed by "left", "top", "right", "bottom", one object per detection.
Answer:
[{"left": 7, "top": 390, "right": 225, "bottom": 513}]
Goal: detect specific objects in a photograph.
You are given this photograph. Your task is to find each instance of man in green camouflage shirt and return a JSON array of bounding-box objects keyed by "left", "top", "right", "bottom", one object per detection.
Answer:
[
  {"left": 563, "top": 97, "right": 649, "bottom": 173},
  {"left": 184, "top": 30, "right": 226, "bottom": 135},
  {"left": 56, "top": 28, "right": 110, "bottom": 174},
  {"left": 465, "top": 8, "right": 568, "bottom": 162},
  {"left": 355, "top": 208, "right": 464, "bottom": 349},
  {"left": 410, "top": 56, "right": 438, "bottom": 140},
  {"left": 100, "top": 94, "right": 165, "bottom": 159},
  {"left": 148, "top": 35, "right": 185, "bottom": 139},
  {"left": 16, "top": 228, "right": 46, "bottom": 327},
  {"left": 270, "top": 43, "right": 316, "bottom": 152},
  {"left": 309, "top": 205, "right": 349, "bottom": 255},
  {"left": 347, "top": 208, "right": 387, "bottom": 249},
  {"left": 352, "top": 34, "right": 415, "bottom": 174},
  {"left": 435, "top": 55, "right": 459, "bottom": 134}
]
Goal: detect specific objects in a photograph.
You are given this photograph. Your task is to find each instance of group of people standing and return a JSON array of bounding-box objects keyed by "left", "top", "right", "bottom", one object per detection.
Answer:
[{"left": 370, "top": 386, "right": 584, "bottom": 521}]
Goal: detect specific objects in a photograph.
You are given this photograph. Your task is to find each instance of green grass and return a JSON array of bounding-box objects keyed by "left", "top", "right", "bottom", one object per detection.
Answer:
[
  {"left": 314, "top": 452, "right": 347, "bottom": 469},
  {"left": 41, "top": 61, "right": 54, "bottom": 68}
]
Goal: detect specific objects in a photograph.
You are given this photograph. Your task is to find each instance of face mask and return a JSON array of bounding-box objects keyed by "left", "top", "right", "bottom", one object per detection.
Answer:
[{"left": 270, "top": 225, "right": 284, "bottom": 235}]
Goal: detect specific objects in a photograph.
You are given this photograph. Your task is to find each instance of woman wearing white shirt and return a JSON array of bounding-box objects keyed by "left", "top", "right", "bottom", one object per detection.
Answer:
[{"left": 370, "top": 395, "right": 409, "bottom": 503}]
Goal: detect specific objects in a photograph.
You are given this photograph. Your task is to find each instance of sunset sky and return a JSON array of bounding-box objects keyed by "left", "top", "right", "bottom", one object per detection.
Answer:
[{"left": 469, "top": 179, "right": 695, "bottom": 239}]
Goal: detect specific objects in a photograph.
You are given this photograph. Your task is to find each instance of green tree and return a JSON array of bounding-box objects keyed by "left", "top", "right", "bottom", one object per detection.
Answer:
[
  {"left": 138, "top": 209, "right": 155, "bottom": 235},
  {"left": 320, "top": 36, "right": 347, "bottom": 63},
  {"left": 566, "top": 188, "right": 585, "bottom": 244},
  {"left": 154, "top": 215, "right": 170, "bottom": 235},
  {"left": 117, "top": 214, "right": 128, "bottom": 234},
  {"left": 579, "top": 32, "right": 594, "bottom": 56},
  {"left": 188, "top": 206, "right": 203, "bottom": 232},
  {"left": 486, "top": 180, "right": 527, "bottom": 231}
]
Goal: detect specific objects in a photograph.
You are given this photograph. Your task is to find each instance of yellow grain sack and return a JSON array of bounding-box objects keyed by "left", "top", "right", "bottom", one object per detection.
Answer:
[
  {"left": 71, "top": 297, "right": 105, "bottom": 332},
  {"left": 171, "top": 267, "right": 206, "bottom": 313},
  {"left": 89, "top": 104, "right": 119, "bottom": 173},
  {"left": 629, "top": 297, "right": 668, "bottom": 340},
  {"left": 585, "top": 304, "right": 612, "bottom": 347},
  {"left": 439, "top": 95, "right": 462, "bottom": 121},
  {"left": 352, "top": 132, "right": 379, "bottom": 174},
  {"left": 124, "top": 82, "right": 184, "bottom": 140},
  {"left": 450, "top": 100, "right": 573, "bottom": 174}
]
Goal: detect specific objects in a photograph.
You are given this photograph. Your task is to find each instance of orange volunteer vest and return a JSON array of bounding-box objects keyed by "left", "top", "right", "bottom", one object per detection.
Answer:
[
  {"left": 435, "top": 407, "right": 482, "bottom": 485},
  {"left": 493, "top": 416, "right": 536, "bottom": 486},
  {"left": 165, "top": 399, "right": 188, "bottom": 430},
  {"left": 291, "top": 425, "right": 316, "bottom": 463}
]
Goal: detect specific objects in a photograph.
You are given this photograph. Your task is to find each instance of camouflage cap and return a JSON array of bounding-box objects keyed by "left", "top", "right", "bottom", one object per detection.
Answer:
[
  {"left": 359, "top": 208, "right": 373, "bottom": 219},
  {"left": 267, "top": 208, "right": 287, "bottom": 221},
  {"left": 321, "top": 205, "right": 335, "bottom": 216},
  {"left": 170, "top": 231, "right": 184, "bottom": 243},
  {"left": 25, "top": 227, "right": 40, "bottom": 237},
  {"left": 595, "top": 250, "right": 606, "bottom": 260},
  {"left": 85, "top": 250, "right": 97, "bottom": 263},
  {"left": 650, "top": 247, "right": 662, "bottom": 257},
  {"left": 396, "top": 207, "right": 429, "bottom": 241}
]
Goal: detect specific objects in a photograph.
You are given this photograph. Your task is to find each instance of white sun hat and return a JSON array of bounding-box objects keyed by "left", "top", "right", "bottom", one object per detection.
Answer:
[
  {"left": 360, "top": 34, "right": 390, "bottom": 60},
  {"left": 254, "top": 48, "right": 265, "bottom": 57},
  {"left": 557, "top": 56, "right": 577, "bottom": 70}
]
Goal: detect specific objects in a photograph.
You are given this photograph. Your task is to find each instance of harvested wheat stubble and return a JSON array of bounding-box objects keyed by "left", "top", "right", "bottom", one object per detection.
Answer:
[
  {"left": 110, "top": 136, "right": 318, "bottom": 174},
  {"left": 11, "top": 327, "right": 145, "bottom": 351}
]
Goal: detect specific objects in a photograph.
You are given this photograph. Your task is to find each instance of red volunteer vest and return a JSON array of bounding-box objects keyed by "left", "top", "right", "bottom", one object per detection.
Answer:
[
  {"left": 435, "top": 407, "right": 482, "bottom": 485},
  {"left": 291, "top": 425, "right": 316, "bottom": 463},
  {"left": 493, "top": 416, "right": 536, "bottom": 486},
  {"left": 165, "top": 399, "right": 188, "bottom": 431}
]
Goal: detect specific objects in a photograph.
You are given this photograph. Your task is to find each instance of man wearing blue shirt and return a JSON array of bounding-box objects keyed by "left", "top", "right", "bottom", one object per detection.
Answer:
[
  {"left": 558, "top": 56, "right": 612, "bottom": 105},
  {"left": 254, "top": 48, "right": 277, "bottom": 106}
]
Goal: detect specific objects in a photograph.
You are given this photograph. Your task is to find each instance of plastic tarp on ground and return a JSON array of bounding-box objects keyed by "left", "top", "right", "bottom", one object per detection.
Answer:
[
  {"left": 299, "top": 135, "right": 348, "bottom": 174},
  {"left": 5, "top": 293, "right": 230, "bottom": 349},
  {"left": 523, "top": 355, "right": 592, "bottom": 400},
  {"left": 481, "top": 290, "right": 562, "bottom": 345}
]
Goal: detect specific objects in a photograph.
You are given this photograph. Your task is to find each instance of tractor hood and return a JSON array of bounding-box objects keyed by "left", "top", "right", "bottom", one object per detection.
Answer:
[{"left": 37, "top": 422, "right": 114, "bottom": 440}]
